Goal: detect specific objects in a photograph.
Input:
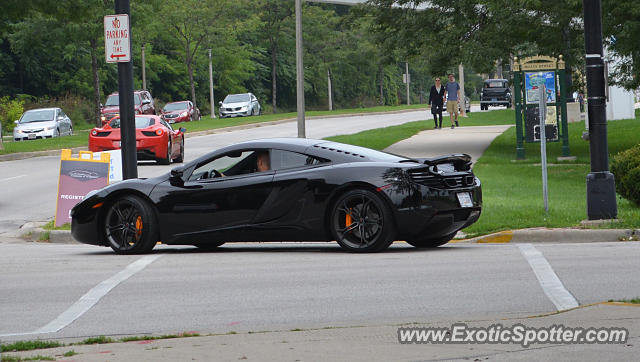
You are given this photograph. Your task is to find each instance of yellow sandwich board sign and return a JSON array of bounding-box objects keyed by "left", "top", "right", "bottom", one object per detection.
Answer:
[{"left": 55, "top": 150, "right": 110, "bottom": 227}]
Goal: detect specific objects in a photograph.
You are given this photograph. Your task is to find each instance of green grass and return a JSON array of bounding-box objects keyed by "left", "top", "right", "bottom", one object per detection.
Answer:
[
  {"left": 0, "top": 104, "right": 426, "bottom": 155},
  {"left": 62, "top": 350, "right": 78, "bottom": 357},
  {"left": 325, "top": 109, "right": 640, "bottom": 236},
  {"left": 610, "top": 298, "right": 640, "bottom": 304},
  {"left": 78, "top": 336, "right": 114, "bottom": 345},
  {"left": 42, "top": 220, "right": 70, "bottom": 231},
  {"left": 1, "top": 355, "right": 56, "bottom": 361},
  {"left": 1, "top": 341, "right": 62, "bottom": 353}
]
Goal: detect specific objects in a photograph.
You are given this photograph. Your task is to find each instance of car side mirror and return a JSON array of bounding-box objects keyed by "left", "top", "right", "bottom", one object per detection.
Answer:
[
  {"left": 170, "top": 166, "right": 185, "bottom": 185},
  {"left": 179, "top": 127, "right": 186, "bottom": 133},
  {"left": 218, "top": 101, "right": 222, "bottom": 105},
  {"left": 14, "top": 120, "right": 19, "bottom": 124}
]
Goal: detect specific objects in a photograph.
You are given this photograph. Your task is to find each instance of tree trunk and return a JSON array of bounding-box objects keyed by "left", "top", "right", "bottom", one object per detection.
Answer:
[
  {"left": 90, "top": 38, "right": 101, "bottom": 127},
  {"left": 271, "top": 44, "right": 278, "bottom": 113},
  {"left": 188, "top": 59, "right": 197, "bottom": 110},
  {"left": 379, "top": 65, "right": 384, "bottom": 105}
]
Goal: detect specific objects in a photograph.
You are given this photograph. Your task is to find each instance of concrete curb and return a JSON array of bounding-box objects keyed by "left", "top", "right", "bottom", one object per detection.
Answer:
[
  {"left": 454, "top": 228, "right": 640, "bottom": 244},
  {"left": 13, "top": 226, "right": 640, "bottom": 245},
  {"left": 0, "top": 108, "right": 427, "bottom": 163}
]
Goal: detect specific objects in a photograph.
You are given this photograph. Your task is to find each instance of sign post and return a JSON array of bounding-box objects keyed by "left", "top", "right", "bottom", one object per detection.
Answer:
[{"left": 106, "top": 0, "right": 137, "bottom": 179}]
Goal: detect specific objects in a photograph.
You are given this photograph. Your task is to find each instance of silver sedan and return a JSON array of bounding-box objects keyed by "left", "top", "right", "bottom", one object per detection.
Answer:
[{"left": 12, "top": 107, "right": 73, "bottom": 141}]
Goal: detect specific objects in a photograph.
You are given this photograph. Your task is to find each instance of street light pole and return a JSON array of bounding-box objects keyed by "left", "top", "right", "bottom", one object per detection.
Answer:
[
  {"left": 583, "top": 0, "right": 617, "bottom": 219},
  {"left": 295, "top": 0, "right": 305, "bottom": 138},
  {"left": 209, "top": 49, "right": 216, "bottom": 118},
  {"left": 141, "top": 44, "right": 146, "bottom": 90},
  {"left": 405, "top": 61, "right": 410, "bottom": 105}
]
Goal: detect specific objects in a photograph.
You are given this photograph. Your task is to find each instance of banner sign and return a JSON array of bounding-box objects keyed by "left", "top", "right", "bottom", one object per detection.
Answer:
[
  {"left": 525, "top": 71, "right": 556, "bottom": 104},
  {"left": 55, "top": 150, "right": 110, "bottom": 227},
  {"left": 87, "top": 149, "right": 123, "bottom": 183}
]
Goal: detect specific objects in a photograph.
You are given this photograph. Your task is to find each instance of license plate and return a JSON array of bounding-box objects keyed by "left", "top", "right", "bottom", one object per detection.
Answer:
[
  {"left": 28, "top": 133, "right": 36, "bottom": 139},
  {"left": 492, "top": 98, "right": 497, "bottom": 101},
  {"left": 457, "top": 192, "right": 473, "bottom": 208}
]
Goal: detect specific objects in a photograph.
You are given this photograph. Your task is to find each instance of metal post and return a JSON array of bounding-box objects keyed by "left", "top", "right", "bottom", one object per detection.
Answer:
[
  {"left": 209, "top": 49, "right": 216, "bottom": 118},
  {"left": 513, "top": 58, "right": 525, "bottom": 159},
  {"left": 327, "top": 68, "right": 332, "bottom": 111},
  {"left": 583, "top": 0, "right": 617, "bottom": 219},
  {"left": 141, "top": 44, "right": 146, "bottom": 91},
  {"left": 405, "top": 61, "right": 410, "bottom": 105},
  {"left": 539, "top": 85, "right": 549, "bottom": 213},
  {"left": 295, "top": 0, "right": 305, "bottom": 138},
  {"left": 115, "top": 0, "right": 137, "bottom": 179},
  {"left": 459, "top": 63, "right": 466, "bottom": 117},
  {"left": 558, "top": 64, "right": 570, "bottom": 156}
]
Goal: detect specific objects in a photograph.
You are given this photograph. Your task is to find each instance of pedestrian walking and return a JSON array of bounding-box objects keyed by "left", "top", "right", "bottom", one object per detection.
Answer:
[
  {"left": 428, "top": 77, "right": 445, "bottom": 128},
  {"left": 443, "top": 73, "right": 461, "bottom": 128},
  {"left": 578, "top": 92, "right": 585, "bottom": 113}
]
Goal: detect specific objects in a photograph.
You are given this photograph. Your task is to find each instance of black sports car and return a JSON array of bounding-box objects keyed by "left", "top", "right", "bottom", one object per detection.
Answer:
[{"left": 71, "top": 138, "right": 482, "bottom": 254}]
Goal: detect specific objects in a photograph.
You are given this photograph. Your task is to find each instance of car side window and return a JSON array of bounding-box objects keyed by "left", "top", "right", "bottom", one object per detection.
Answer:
[
  {"left": 188, "top": 150, "right": 258, "bottom": 181},
  {"left": 270, "top": 149, "right": 327, "bottom": 171}
]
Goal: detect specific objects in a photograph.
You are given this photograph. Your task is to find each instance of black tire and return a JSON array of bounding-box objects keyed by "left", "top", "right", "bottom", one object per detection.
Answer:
[
  {"left": 104, "top": 195, "right": 159, "bottom": 254},
  {"left": 405, "top": 232, "right": 456, "bottom": 248},
  {"left": 173, "top": 137, "right": 184, "bottom": 163},
  {"left": 193, "top": 241, "right": 226, "bottom": 250},
  {"left": 330, "top": 189, "right": 396, "bottom": 252},
  {"left": 157, "top": 139, "right": 171, "bottom": 165}
]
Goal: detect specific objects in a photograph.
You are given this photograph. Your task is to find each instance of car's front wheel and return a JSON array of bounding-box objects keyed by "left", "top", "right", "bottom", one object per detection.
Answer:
[
  {"left": 405, "top": 232, "right": 457, "bottom": 248},
  {"left": 330, "top": 189, "right": 396, "bottom": 252},
  {"left": 104, "top": 195, "right": 158, "bottom": 254}
]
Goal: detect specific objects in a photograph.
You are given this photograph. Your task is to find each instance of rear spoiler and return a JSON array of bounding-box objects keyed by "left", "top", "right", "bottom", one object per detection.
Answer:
[{"left": 414, "top": 154, "right": 472, "bottom": 171}]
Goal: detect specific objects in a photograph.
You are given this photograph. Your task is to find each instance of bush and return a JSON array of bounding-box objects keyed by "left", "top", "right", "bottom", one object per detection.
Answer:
[
  {"left": 0, "top": 96, "right": 25, "bottom": 134},
  {"left": 611, "top": 143, "right": 640, "bottom": 205}
]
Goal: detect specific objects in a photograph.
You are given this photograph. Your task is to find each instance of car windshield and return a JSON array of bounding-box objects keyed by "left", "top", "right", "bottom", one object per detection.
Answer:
[
  {"left": 105, "top": 94, "right": 141, "bottom": 106},
  {"left": 163, "top": 102, "right": 188, "bottom": 111},
  {"left": 224, "top": 94, "right": 250, "bottom": 103},
  {"left": 318, "top": 142, "right": 409, "bottom": 163},
  {"left": 20, "top": 109, "right": 55, "bottom": 123},
  {"left": 486, "top": 81, "right": 506, "bottom": 88},
  {"left": 109, "top": 117, "right": 155, "bottom": 129}
]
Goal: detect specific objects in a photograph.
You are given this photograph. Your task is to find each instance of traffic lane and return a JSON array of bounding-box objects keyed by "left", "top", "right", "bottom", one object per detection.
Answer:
[
  {"left": 534, "top": 242, "right": 640, "bottom": 304},
  {"left": 0, "top": 242, "right": 145, "bottom": 335},
  {"left": 45, "top": 242, "right": 554, "bottom": 339},
  {"left": 0, "top": 156, "right": 60, "bottom": 234}
]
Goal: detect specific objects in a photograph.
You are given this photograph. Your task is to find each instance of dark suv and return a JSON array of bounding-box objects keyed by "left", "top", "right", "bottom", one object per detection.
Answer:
[
  {"left": 100, "top": 90, "right": 156, "bottom": 125},
  {"left": 480, "top": 79, "right": 512, "bottom": 110}
]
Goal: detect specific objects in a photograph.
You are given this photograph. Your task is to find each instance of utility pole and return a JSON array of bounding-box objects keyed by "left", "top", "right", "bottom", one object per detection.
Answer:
[
  {"left": 405, "top": 61, "right": 410, "bottom": 105},
  {"left": 583, "top": 0, "right": 617, "bottom": 219},
  {"left": 327, "top": 68, "right": 333, "bottom": 111},
  {"left": 459, "top": 64, "right": 467, "bottom": 117},
  {"left": 141, "top": 44, "right": 146, "bottom": 90},
  {"left": 115, "top": 0, "right": 137, "bottom": 179},
  {"left": 208, "top": 49, "right": 216, "bottom": 118},
  {"left": 295, "top": 0, "right": 305, "bottom": 137}
]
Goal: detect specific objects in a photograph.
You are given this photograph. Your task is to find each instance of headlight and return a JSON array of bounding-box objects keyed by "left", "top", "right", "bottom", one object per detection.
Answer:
[
  {"left": 15, "top": 129, "right": 23, "bottom": 134},
  {"left": 241, "top": 106, "right": 248, "bottom": 111},
  {"left": 180, "top": 111, "right": 188, "bottom": 117},
  {"left": 45, "top": 127, "right": 53, "bottom": 131},
  {"left": 101, "top": 116, "right": 106, "bottom": 121}
]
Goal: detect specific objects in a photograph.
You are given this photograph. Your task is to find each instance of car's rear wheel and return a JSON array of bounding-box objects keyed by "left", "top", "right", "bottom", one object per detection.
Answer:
[
  {"left": 405, "top": 232, "right": 457, "bottom": 248},
  {"left": 104, "top": 195, "right": 158, "bottom": 254},
  {"left": 193, "top": 241, "right": 225, "bottom": 250},
  {"left": 157, "top": 139, "right": 171, "bottom": 165},
  {"left": 173, "top": 137, "right": 184, "bottom": 163},
  {"left": 330, "top": 189, "right": 395, "bottom": 252}
]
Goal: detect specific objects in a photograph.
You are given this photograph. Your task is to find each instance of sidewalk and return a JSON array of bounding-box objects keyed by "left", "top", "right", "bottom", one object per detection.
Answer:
[{"left": 4, "top": 303, "right": 638, "bottom": 361}]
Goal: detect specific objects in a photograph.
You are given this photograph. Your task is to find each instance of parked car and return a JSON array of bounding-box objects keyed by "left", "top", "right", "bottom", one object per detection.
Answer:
[
  {"left": 219, "top": 93, "right": 261, "bottom": 118},
  {"left": 88, "top": 115, "right": 184, "bottom": 165},
  {"left": 160, "top": 101, "right": 200, "bottom": 123},
  {"left": 100, "top": 90, "right": 156, "bottom": 125},
  {"left": 480, "top": 79, "right": 512, "bottom": 110},
  {"left": 71, "top": 138, "right": 482, "bottom": 254},
  {"left": 13, "top": 108, "right": 73, "bottom": 141}
]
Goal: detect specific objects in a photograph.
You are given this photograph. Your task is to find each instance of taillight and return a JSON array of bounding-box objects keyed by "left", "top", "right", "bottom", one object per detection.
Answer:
[
  {"left": 91, "top": 130, "right": 98, "bottom": 136},
  {"left": 155, "top": 129, "right": 164, "bottom": 136}
]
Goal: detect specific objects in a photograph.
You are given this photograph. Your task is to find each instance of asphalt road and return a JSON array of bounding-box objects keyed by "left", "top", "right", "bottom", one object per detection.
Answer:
[
  {"left": 0, "top": 106, "right": 489, "bottom": 235},
  {"left": 0, "top": 240, "right": 638, "bottom": 343}
]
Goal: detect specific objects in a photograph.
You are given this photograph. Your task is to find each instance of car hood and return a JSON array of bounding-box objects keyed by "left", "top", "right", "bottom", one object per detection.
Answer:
[
  {"left": 162, "top": 110, "right": 188, "bottom": 115},
  {"left": 15, "top": 120, "right": 56, "bottom": 130},
  {"left": 221, "top": 102, "right": 249, "bottom": 108}
]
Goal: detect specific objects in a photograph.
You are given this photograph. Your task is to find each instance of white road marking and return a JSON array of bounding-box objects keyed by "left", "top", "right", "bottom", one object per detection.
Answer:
[
  {"left": 518, "top": 243, "right": 579, "bottom": 311},
  {"left": 0, "top": 175, "right": 26, "bottom": 183},
  {"left": 0, "top": 254, "right": 162, "bottom": 338}
]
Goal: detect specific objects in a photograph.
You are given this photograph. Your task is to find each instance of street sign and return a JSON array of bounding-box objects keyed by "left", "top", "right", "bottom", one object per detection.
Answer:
[{"left": 104, "top": 14, "right": 131, "bottom": 63}]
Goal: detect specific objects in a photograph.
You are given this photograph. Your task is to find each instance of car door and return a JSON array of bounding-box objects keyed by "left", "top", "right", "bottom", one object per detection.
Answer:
[
  {"left": 251, "top": 149, "right": 330, "bottom": 237},
  {"left": 152, "top": 150, "right": 275, "bottom": 244}
]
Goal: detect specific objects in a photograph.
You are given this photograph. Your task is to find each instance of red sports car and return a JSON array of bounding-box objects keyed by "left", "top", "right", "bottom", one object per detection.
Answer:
[
  {"left": 160, "top": 101, "right": 200, "bottom": 124},
  {"left": 88, "top": 115, "right": 185, "bottom": 165}
]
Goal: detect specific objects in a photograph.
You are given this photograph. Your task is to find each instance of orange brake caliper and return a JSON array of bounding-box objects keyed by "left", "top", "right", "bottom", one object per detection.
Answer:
[{"left": 135, "top": 216, "right": 143, "bottom": 239}]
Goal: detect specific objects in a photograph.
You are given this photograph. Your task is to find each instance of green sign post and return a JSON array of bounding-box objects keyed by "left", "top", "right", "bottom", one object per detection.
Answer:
[{"left": 512, "top": 55, "right": 571, "bottom": 159}]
